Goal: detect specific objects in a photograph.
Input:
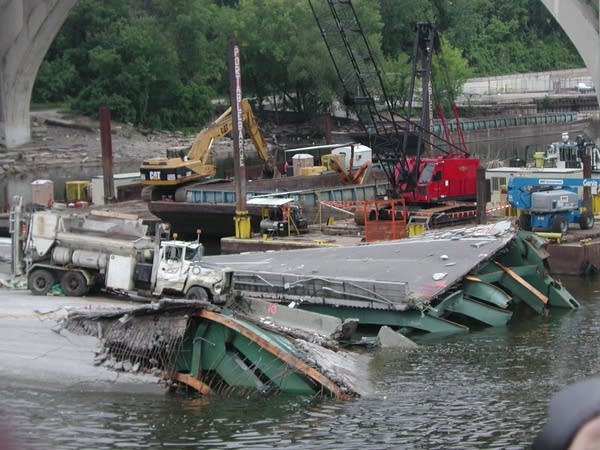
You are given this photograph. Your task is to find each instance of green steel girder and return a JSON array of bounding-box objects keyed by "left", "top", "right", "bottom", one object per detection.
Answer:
[
  {"left": 519, "top": 230, "right": 551, "bottom": 253},
  {"left": 182, "top": 318, "right": 318, "bottom": 395},
  {"left": 299, "top": 304, "right": 468, "bottom": 334},
  {"left": 546, "top": 280, "right": 580, "bottom": 308},
  {"left": 232, "top": 333, "right": 317, "bottom": 394},
  {"left": 475, "top": 263, "right": 540, "bottom": 281},
  {"left": 432, "top": 290, "right": 513, "bottom": 327},
  {"left": 493, "top": 271, "right": 546, "bottom": 314},
  {"left": 495, "top": 231, "right": 548, "bottom": 270},
  {"left": 444, "top": 295, "right": 513, "bottom": 327},
  {"left": 462, "top": 278, "right": 512, "bottom": 309},
  {"left": 174, "top": 319, "right": 206, "bottom": 373},
  {"left": 190, "top": 321, "right": 209, "bottom": 376},
  {"left": 201, "top": 323, "right": 264, "bottom": 389},
  {"left": 473, "top": 261, "right": 579, "bottom": 311}
]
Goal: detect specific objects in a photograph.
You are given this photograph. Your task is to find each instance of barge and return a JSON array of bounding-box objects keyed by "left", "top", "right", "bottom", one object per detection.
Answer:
[{"left": 148, "top": 171, "right": 389, "bottom": 238}]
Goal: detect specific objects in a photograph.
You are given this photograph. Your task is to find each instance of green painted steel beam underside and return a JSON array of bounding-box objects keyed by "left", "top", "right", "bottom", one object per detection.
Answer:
[{"left": 176, "top": 317, "right": 319, "bottom": 396}]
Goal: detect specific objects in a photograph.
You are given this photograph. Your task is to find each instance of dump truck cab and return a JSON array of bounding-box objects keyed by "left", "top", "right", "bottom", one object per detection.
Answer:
[{"left": 153, "top": 240, "right": 232, "bottom": 301}]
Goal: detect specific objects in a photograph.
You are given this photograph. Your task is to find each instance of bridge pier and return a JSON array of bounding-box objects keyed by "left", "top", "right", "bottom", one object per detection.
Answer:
[{"left": 0, "top": 0, "right": 77, "bottom": 149}]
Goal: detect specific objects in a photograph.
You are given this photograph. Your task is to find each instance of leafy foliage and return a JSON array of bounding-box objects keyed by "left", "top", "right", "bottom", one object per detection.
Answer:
[{"left": 32, "top": 0, "right": 583, "bottom": 129}]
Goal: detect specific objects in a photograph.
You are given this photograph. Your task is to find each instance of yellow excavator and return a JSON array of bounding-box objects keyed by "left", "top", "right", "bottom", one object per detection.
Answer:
[{"left": 140, "top": 99, "right": 279, "bottom": 196}]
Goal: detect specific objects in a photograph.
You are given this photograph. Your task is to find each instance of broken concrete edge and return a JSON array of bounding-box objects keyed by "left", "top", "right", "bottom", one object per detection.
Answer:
[
  {"left": 377, "top": 325, "right": 418, "bottom": 349},
  {"left": 228, "top": 295, "right": 347, "bottom": 340},
  {"left": 229, "top": 294, "right": 415, "bottom": 349}
]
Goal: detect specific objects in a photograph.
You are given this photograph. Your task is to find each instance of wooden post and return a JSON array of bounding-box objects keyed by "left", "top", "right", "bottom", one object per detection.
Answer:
[
  {"left": 476, "top": 166, "right": 487, "bottom": 224},
  {"left": 229, "top": 40, "right": 251, "bottom": 239},
  {"left": 324, "top": 112, "right": 332, "bottom": 144},
  {"left": 100, "top": 106, "right": 115, "bottom": 204}
]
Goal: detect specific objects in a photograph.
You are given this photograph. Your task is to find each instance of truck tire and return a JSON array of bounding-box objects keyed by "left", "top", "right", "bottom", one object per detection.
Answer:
[
  {"left": 186, "top": 286, "right": 209, "bottom": 301},
  {"left": 579, "top": 211, "right": 595, "bottom": 230},
  {"left": 518, "top": 213, "right": 531, "bottom": 231},
  {"left": 60, "top": 271, "right": 89, "bottom": 297},
  {"left": 28, "top": 269, "right": 55, "bottom": 296},
  {"left": 551, "top": 216, "right": 568, "bottom": 234}
]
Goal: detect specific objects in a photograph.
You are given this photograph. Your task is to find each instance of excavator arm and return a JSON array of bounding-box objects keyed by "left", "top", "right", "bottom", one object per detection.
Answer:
[
  {"left": 140, "top": 99, "right": 278, "bottom": 191},
  {"left": 187, "top": 99, "right": 279, "bottom": 176},
  {"left": 187, "top": 106, "right": 234, "bottom": 163},
  {"left": 241, "top": 100, "right": 280, "bottom": 178}
]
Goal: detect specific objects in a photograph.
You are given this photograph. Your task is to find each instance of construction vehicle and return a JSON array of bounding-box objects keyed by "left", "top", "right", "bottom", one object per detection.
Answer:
[
  {"left": 544, "top": 132, "right": 600, "bottom": 171},
  {"left": 140, "top": 99, "right": 279, "bottom": 199},
  {"left": 508, "top": 176, "right": 596, "bottom": 233},
  {"left": 247, "top": 197, "right": 309, "bottom": 237},
  {"left": 308, "top": 3, "right": 480, "bottom": 218},
  {"left": 23, "top": 209, "right": 233, "bottom": 300}
]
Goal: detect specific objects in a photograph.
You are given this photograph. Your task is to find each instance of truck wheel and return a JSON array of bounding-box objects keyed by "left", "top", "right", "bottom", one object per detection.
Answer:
[
  {"left": 551, "top": 216, "right": 568, "bottom": 233},
  {"left": 186, "top": 286, "right": 209, "bottom": 301},
  {"left": 518, "top": 213, "right": 531, "bottom": 231},
  {"left": 579, "top": 211, "right": 595, "bottom": 230},
  {"left": 28, "top": 269, "right": 55, "bottom": 296},
  {"left": 60, "top": 271, "right": 89, "bottom": 297}
]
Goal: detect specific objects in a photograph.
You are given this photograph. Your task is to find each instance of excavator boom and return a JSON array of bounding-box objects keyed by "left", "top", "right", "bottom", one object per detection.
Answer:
[{"left": 140, "top": 99, "right": 278, "bottom": 191}]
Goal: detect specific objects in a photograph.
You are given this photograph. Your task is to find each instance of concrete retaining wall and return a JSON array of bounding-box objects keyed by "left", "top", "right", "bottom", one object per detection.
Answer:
[{"left": 463, "top": 68, "right": 593, "bottom": 95}]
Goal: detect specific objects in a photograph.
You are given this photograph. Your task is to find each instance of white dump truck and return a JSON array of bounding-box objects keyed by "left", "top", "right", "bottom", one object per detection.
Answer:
[{"left": 23, "top": 209, "right": 233, "bottom": 301}]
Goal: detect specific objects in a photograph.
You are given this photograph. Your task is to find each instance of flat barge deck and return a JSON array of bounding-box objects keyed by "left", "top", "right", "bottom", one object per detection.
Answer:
[{"left": 147, "top": 172, "right": 389, "bottom": 238}]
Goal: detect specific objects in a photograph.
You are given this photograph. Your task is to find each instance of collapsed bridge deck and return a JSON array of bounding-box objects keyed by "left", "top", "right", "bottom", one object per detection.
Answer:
[
  {"left": 206, "top": 221, "right": 579, "bottom": 334},
  {"left": 207, "top": 222, "right": 514, "bottom": 309}
]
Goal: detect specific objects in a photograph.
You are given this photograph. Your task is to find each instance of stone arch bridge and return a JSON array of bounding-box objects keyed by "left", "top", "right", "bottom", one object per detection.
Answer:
[{"left": 0, "top": 0, "right": 599, "bottom": 148}]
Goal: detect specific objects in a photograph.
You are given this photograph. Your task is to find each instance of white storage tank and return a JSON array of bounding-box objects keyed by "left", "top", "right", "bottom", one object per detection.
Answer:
[
  {"left": 30, "top": 179, "right": 54, "bottom": 207},
  {"left": 292, "top": 154, "right": 314, "bottom": 176},
  {"left": 331, "top": 144, "right": 372, "bottom": 171},
  {"left": 91, "top": 172, "right": 140, "bottom": 205}
]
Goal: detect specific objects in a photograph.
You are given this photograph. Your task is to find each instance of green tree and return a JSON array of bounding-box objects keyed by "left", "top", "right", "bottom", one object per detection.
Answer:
[
  {"left": 33, "top": 56, "right": 77, "bottom": 104},
  {"left": 441, "top": 0, "right": 582, "bottom": 75},
  {"left": 432, "top": 37, "right": 474, "bottom": 109},
  {"left": 231, "top": 0, "right": 295, "bottom": 111},
  {"left": 73, "top": 17, "right": 188, "bottom": 128},
  {"left": 31, "top": 0, "right": 585, "bottom": 129},
  {"left": 380, "top": 0, "right": 434, "bottom": 59}
]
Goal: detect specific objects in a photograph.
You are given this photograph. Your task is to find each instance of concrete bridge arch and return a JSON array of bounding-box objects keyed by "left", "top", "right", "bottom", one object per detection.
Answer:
[
  {"left": 540, "top": 0, "right": 600, "bottom": 97},
  {"left": 0, "top": 0, "right": 599, "bottom": 148},
  {"left": 0, "top": 1, "right": 78, "bottom": 148}
]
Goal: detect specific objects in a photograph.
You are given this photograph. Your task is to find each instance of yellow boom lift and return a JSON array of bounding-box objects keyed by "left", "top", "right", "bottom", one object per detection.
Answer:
[{"left": 140, "top": 99, "right": 279, "bottom": 194}]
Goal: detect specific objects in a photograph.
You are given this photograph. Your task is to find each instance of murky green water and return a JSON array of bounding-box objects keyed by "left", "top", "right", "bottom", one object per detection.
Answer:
[{"left": 1, "top": 275, "right": 599, "bottom": 449}]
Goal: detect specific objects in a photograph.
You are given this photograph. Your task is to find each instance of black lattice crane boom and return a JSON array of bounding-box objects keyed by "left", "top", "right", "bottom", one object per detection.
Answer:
[{"left": 309, "top": 0, "right": 478, "bottom": 203}]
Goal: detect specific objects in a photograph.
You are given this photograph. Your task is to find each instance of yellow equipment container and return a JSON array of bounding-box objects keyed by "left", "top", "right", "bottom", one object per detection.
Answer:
[
  {"left": 65, "top": 180, "right": 91, "bottom": 202},
  {"left": 407, "top": 222, "right": 425, "bottom": 237},
  {"left": 299, "top": 166, "right": 327, "bottom": 176},
  {"left": 320, "top": 154, "right": 334, "bottom": 170},
  {"left": 533, "top": 151, "right": 545, "bottom": 168},
  {"left": 593, "top": 194, "right": 600, "bottom": 214}
]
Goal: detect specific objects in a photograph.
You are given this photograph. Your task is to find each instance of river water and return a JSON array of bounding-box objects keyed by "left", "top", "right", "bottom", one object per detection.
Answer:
[{"left": 1, "top": 275, "right": 599, "bottom": 449}]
